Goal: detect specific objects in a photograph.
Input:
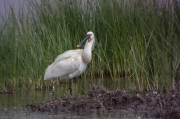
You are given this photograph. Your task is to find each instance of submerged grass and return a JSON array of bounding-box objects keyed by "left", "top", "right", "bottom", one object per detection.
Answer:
[{"left": 0, "top": 0, "right": 180, "bottom": 90}]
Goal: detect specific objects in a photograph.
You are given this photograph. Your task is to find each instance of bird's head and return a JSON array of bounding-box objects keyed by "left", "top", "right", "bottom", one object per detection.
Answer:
[{"left": 77, "top": 31, "right": 95, "bottom": 50}]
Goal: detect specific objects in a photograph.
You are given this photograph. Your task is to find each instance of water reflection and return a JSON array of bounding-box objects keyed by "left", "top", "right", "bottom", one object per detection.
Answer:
[{"left": 0, "top": 77, "right": 132, "bottom": 118}]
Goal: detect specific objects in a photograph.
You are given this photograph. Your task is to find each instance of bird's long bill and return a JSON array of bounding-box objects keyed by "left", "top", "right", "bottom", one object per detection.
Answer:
[{"left": 76, "top": 35, "right": 90, "bottom": 48}]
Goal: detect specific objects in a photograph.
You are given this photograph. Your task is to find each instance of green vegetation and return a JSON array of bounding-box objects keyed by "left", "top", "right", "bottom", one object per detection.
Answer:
[{"left": 0, "top": 0, "right": 180, "bottom": 90}]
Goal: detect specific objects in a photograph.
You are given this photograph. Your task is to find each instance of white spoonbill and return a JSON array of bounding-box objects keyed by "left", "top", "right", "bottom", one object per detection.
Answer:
[{"left": 44, "top": 31, "right": 95, "bottom": 95}]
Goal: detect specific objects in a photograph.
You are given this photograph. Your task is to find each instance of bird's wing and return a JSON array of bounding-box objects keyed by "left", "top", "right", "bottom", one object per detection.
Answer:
[{"left": 44, "top": 49, "right": 83, "bottom": 80}]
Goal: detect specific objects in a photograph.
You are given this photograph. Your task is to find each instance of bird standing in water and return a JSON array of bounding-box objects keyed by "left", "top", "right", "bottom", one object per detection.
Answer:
[{"left": 44, "top": 31, "right": 95, "bottom": 95}]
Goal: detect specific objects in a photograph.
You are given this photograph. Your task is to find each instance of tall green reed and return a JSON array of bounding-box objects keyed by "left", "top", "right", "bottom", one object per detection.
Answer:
[{"left": 0, "top": 0, "right": 179, "bottom": 90}]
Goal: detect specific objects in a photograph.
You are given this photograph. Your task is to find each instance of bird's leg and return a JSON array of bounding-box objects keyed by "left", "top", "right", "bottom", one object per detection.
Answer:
[
  {"left": 73, "top": 77, "right": 77, "bottom": 83},
  {"left": 69, "top": 79, "right": 72, "bottom": 96},
  {"left": 51, "top": 78, "right": 56, "bottom": 94}
]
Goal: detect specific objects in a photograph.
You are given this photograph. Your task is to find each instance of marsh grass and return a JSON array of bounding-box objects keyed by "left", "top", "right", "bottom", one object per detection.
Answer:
[{"left": 0, "top": 0, "right": 180, "bottom": 90}]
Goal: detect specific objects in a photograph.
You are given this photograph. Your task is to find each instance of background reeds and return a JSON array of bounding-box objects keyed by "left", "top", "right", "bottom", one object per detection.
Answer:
[{"left": 0, "top": 0, "right": 180, "bottom": 90}]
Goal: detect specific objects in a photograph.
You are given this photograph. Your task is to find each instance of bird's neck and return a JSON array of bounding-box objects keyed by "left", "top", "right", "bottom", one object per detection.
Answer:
[{"left": 82, "top": 43, "right": 92, "bottom": 64}]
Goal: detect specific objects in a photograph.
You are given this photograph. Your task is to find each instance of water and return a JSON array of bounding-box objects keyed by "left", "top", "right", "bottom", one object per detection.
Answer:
[
  {"left": 0, "top": 89, "right": 53, "bottom": 118},
  {"left": 0, "top": 78, "right": 135, "bottom": 119},
  {"left": 0, "top": 80, "right": 76, "bottom": 118},
  {"left": 0, "top": 82, "right": 78, "bottom": 119}
]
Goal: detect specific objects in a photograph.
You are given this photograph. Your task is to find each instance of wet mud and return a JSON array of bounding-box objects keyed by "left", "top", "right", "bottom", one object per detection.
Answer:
[{"left": 27, "top": 86, "right": 180, "bottom": 118}]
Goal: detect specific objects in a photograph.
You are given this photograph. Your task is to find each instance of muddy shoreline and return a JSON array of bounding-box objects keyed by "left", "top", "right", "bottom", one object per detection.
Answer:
[{"left": 27, "top": 86, "right": 180, "bottom": 118}]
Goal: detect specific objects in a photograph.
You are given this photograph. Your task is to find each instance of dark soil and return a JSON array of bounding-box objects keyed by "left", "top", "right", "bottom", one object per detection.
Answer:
[{"left": 27, "top": 86, "right": 180, "bottom": 118}]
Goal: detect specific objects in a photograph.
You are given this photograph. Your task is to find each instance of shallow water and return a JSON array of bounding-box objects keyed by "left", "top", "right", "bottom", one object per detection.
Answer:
[{"left": 0, "top": 78, "right": 136, "bottom": 119}]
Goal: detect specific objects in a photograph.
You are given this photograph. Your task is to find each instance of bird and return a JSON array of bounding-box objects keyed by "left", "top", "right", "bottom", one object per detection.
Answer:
[{"left": 44, "top": 31, "right": 95, "bottom": 95}]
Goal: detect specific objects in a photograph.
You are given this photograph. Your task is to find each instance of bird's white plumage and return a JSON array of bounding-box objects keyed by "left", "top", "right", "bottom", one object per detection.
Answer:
[
  {"left": 44, "top": 31, "right": 95, "bottom": 80},
  {"left": 44, "top": 50, "right": 84, "bottom": 79}
]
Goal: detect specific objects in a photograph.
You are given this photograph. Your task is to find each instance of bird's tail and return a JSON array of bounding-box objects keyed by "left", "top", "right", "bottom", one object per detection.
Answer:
[{"left": 44, "top": 64, "right": 53, "bottom": 80}]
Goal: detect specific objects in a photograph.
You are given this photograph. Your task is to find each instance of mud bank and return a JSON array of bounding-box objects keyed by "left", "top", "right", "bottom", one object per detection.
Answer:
[{"left": 27, "top": 86, "right": 180, "bottom": 118}]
